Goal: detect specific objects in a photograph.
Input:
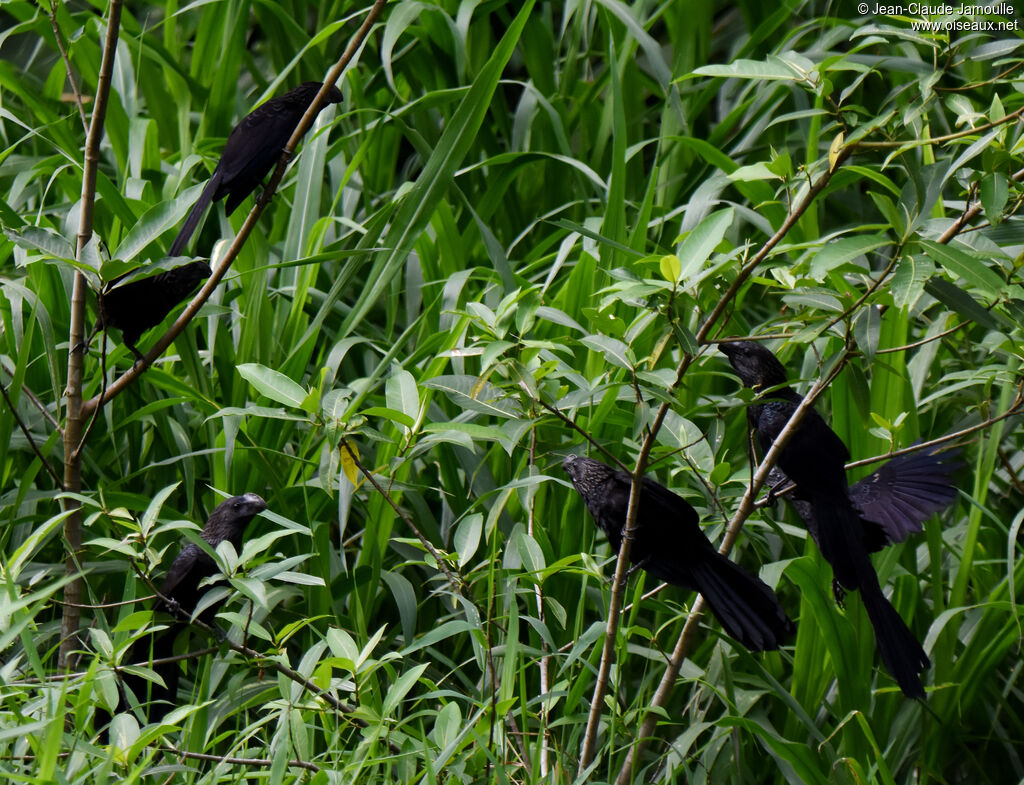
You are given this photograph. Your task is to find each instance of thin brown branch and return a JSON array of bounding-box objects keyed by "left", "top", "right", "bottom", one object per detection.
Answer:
[
  {"left": 584, "top": 137, "right": 852, "bottom": 779},
  {"left": 534, "top": 396, "right": 630, "bottom": 472},
  {"left": 61, "top": 0, "right": 123, "bottom": 669},
  {"left": 844, "top": 383, "right": 1024, "bottom": 471},
  {"left": 72, "top": 327, "right": 109, "bottom": 461},
  {"left": 41, "top": 0, "right": 88, "bottom": 132},
  {"left": 997, "top": 448, "right": 1024, "bottom": 496},
  {"left": 1, "top": 381, "right": 64, "bottom": 489},
  {"left": 81, "top": 1, "right": 387, "bottom": 417},
  {"left": 937, "top": 62, "right": 1024, "bottom": 92},
  {"left": 824, "top": 252, "right": 900, "bottom": 332},
  {"left": 578, "top": 353, "right": 695, "bottom": 773},
  {"left": 160, "top": 746, "right": 319, "bottom": 773},
  {"left": 126, "top": 563, "right": 406, "bottom": 757},
  {"left": 936, "top": 165, "right": 1024, "bottom": 244},
  {"left": 527, "top": 425, "right": 551, "bottom": 778},
  {"left": 0, "top": 361, "right": 62, "bottom": 434},
  {"left": 53, "top": 593, "right": 156, "bottom": 609},
  {"left": 875, "top": 320, "right": 965, "bottom": 354},
  {"left": 11, "top": 645, "right": 218, "bottom": 685},
  {"left": 269, "top": 0, "right": 387, "bottom": 193},
  {"left": 853, "top": 106, "right": 1024, "bottom": 150}
]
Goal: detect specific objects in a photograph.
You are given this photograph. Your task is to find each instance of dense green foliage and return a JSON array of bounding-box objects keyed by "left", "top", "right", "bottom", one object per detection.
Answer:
[{"left": 1, "top": 1, "right": 1023, "bottom": 782}]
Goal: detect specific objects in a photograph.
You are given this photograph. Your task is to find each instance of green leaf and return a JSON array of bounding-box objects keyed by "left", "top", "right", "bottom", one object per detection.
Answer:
[
  {"left": 808, "top": 235, "right": 889, "bottom": 279},
  {"left": 890, "top": 253, "right": 934, "bottom": 310},
  {"left": 421, "top": 375, "right": 521, "bottom": 418},
  {"left": 113, "top": 183, "right": 206, "bottom": 262},
  {"left": 580, "top": 335, "right": 634, "bottom": 369},
  {"left": 920, "top": 239, "right": 1006, "bottom": 297},
  {"left": 677, "top": 208, "right": 734, "bottom": 282},
  {"left": 386, "top": 368, "right": 420, "bottom": 424},
  {"left": 692, "top": 54, "right": 814, "bottom": 82},
  {"left": 382, "top": 663, "right": 429, "bottom": 716},
  {"left": 237, "top": 364, "right": 311, "bottom": 411},
  {"left": 980, "top": 173, "right": 1009, "bottom": 225},
  {"left": 340, "top": 1, "right": 537, "bottom": 336},
  {"left": 924, "top": 277, "right": 999, "bottom": 329},
  {"left": 454, "top": 513, "right": 483, "bottom": 568},
  {"left": 4, "top": 225, "right": 76, "bottom": 261}
]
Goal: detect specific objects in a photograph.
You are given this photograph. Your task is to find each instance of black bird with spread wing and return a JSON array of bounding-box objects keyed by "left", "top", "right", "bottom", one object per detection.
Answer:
[
  {"left": 772, "top": 446, "right": 960, "bottom": 555},
  {"left": 563, "top": 454, "right": 794, "bottom": 651},
  {"left": 168, "top": 81, "right": 343, "bottom": 257},
  {"left": 719, "top": 340, "right": 952, "bottom": 698},
  {"left": 101, "top": 493, "right": 266, "bottom": 732}
]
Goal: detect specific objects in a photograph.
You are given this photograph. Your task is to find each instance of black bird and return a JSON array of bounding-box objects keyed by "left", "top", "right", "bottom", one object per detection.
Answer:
[
  {"left": 168, "top": 81, "right": 343, "bottom": 257},
  {"left": 94, "top": 261, "right": 212, "bottom": 362},
  {"left": 771, "top": 446, "right": 960, "bottom": 555},
  {"left": 720, "top": 340, "right": 933, "bottom": 698},
  {"left": 101, "top": 493, "right": 267, "bottom": 731},
  {"left": 563, "top": 454, "right": 794, "bottom": 651}
]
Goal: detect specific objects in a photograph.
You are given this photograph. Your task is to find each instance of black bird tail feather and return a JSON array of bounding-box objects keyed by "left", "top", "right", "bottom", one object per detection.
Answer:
[
  {"left": 859, "top": 573, "right": 929, "bottom": 699},
  {"left": 169, "top": 173, "right": 221, "bottom": 257},
  {"left": 811, "top": 494, "right": 928, "bottom": 698},
  {"left": 688, "top": 552, "right": 794, "bottom": 652}
]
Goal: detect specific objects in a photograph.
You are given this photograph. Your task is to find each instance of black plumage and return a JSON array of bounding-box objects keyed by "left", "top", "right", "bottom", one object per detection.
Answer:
[
  {"left": 563, "top": 454, "right": 794, "bottom": 651},
  {"left": 773, "top": 446, "right": 960, "bottom": 554},
  {"left": 102, "top": 493, "right": 266, "bottom": 730},
  {"left": 96, "top": 261, "right": 211, "bottom": 362},
  {"left": 168, "top": 81, "right": 343, "bottom": 257},
  {"left": 720, "top": 340, "right": 935, "bottom": 698}
]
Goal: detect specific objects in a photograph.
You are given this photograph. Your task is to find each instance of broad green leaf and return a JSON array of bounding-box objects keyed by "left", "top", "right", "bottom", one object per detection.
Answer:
[
  {"left": 920, "top": 239, "right": 1006, "bottom": 297},
  {"left": 924, "top": 277, "right": 999, "bottom": 329},
  {"left": 580, "top": 335, "right": 634, "bottom": 369},
  {"left": 677, "top": 208, "right": 734, "bottom": 282},
  {"left": 237, "top": 364, "right": 310, "bottom": 410},
  {"left": 809, "top": 235, "right": 889, "bottom": 279}
]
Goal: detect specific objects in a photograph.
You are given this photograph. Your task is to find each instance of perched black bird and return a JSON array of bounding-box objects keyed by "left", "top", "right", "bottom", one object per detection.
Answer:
[
  {"left": 101, "top": 493, "right": 267, "bottom": 732},
  {"left": 563, "top": 454, "right": 794, "bottom": 651},
  {"left": 771, "top": 446, "right": 960, "bottom": 555},
  {"left": 94, "top": 261, "right": 212, "bottom": 362},
  {"left": 168, "top": 81, "right": 343, "bottom": 257},
  {"left": 720, "top": 340, "right": 935, "bottom": 698}
]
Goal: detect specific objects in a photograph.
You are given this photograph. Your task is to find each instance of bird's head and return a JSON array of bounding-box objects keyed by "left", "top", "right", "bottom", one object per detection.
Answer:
[
  {"left": 718, "top": 340, "right": 789, "bottom": 389},
  {"left": 562, "top": 453, "right": 614, "bottom": 497},
  {"left": 204, "top": 493, "right": 267, "bottom": 542}
]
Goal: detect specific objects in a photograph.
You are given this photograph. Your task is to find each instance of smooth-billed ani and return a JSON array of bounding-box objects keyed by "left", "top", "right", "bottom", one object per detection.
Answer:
[
  {"left": 100, "top": 493, "right": 267, "bottom": 732},
  {"left": 563, "top": 454, "right": 794, "bottom": 652},
  {"left": 93, "top": 261, "right": 211, "bottom": 362},
  {"left": 168, "top": 81, "right": 343, "bottom": 257},
  {"left": 720, "top": 340, "right": 939, "bottom": 698}
]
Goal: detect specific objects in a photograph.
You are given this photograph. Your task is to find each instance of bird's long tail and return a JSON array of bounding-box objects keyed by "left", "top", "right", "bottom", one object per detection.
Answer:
[
  {"left": 689, "top": 552, "right": 794, "bottom": 651},
  {"left": 169, "top": 173, "right": 220, "bottom": 257},
  {"left": 859, "top": 569, "right": 929, "bottom": 698},
  {"left": 811, "top": 494, "right": 929, "bottom": 698}
]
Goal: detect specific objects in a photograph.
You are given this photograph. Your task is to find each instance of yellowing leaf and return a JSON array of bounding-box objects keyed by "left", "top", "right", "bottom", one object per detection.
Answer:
[
  {"left": 340, "top": 441, "right": 362, "bottom": 487},
  {"left": 828, "top": 132, "right": 845, "bottom": 171},
  {"left": 658, "top": 254, "right": 681, "bottom": 282}
]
